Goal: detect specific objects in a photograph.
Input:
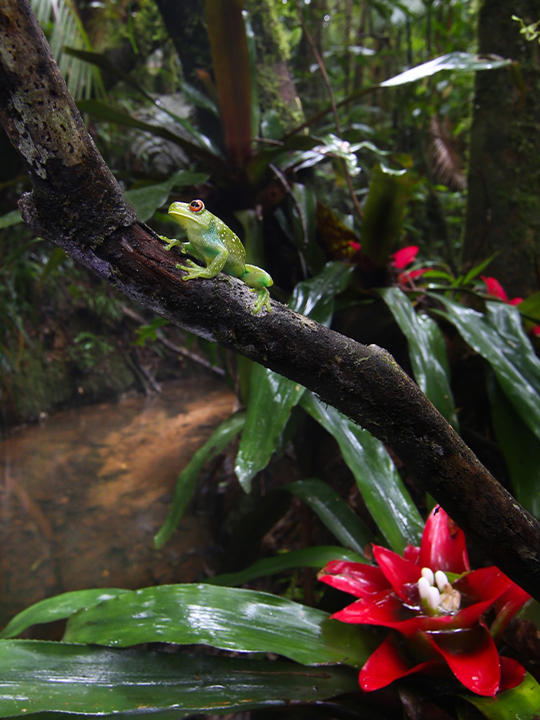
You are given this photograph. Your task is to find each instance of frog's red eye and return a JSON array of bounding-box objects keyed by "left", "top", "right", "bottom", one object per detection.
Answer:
[{"left": 189, "top": 199, "right": 205, "bottom": 213}]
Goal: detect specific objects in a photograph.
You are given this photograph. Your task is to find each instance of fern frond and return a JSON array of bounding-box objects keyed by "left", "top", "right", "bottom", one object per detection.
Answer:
[{"left": 30, "top": 0, "right": 103, "bottom": 99}]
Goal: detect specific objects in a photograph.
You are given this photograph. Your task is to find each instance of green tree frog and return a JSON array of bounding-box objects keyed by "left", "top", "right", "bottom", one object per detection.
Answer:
[{"left": 160, "top": 199, "right": 273, "bottom": 314}]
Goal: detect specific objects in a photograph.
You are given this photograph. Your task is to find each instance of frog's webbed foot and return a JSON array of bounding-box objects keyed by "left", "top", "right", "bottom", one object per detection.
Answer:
[
  {"left": 176, "top": 258, "right": 210, "bottom": 281},
  {"left": 159, "top": 236, "right": 191, "bottom": 254},
  {"left": 251, "top": 287, "right": 272, "bottom": 314}
]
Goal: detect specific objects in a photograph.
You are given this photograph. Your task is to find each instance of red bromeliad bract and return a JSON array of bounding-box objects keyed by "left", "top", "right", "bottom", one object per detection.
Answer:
[{"left": 318, "top": 507, "right": 530, "bottom": 697}]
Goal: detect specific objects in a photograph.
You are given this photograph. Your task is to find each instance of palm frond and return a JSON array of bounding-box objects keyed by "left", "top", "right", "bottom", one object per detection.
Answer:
[{"left": 30, "top": 0, "right": 103, "bottom": 99}]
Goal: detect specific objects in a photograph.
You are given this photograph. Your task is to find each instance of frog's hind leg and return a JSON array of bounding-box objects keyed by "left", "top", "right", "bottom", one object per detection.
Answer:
[
  {"left": 241, "top": 265, "right": 273, "bottom": 290},
  {"left": 241, "top": 265, "right": 273, "bottom": 314}
]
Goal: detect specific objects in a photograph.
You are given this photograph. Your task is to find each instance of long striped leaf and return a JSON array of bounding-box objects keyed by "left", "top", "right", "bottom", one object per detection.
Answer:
[
  {"left": 379, "top": 287, "right": 458, "bottom": 429},
  {"left": 206, "top": 546, "right": 365, "bottom": 586},
  {"left": 63, "top": 584, "right": 374, "bottom": 667},
  {"left": 235, "top": 262, "right": 353, "bottom": 491},
  {"left": 435, "top": 296, "right": 540, "bottom": 441},
  {"left": 301, "top": 391, "right": 423, "bottom": 552},
  {"left": 0, "top": 640, "right": 359, "bottom": 717}
]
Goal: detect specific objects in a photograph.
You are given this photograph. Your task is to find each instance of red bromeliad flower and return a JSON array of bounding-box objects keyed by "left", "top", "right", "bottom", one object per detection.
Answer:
[
  {"left": 481, "top": 275, "right": 540, "bottom": 336},
  {"left": 392, "top": 245, "right": 427, "bottom": 286},
  {"left": 318, "top": 507, "right": 530, "bottom": 697}
]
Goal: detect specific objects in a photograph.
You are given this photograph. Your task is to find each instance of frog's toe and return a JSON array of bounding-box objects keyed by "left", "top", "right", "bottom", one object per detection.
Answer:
[{"left": 252, "top": 288, "right": 272, "bottom": 314}]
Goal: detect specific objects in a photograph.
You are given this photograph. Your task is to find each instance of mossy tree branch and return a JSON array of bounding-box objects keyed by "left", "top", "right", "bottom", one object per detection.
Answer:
[{"left": 1, "top": 0, "right": 540, "bottom": 600}]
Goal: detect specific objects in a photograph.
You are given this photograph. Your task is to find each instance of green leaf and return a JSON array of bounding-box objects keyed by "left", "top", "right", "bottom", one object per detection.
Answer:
[
  {"left": 361, "top": 164, "right": 413, "bottom": 267},
  {"left": 206, "top": 545, "right": 365, "bottom": 586},
  {"left": 459, "top": 253, "right": 497, "bottom": 286},
  {"left": 125, "top": 170, "right": 210, "bottom": 222},
  {"left": 0, "top": 589, "right": 131, "bottom": 639},
  {"left": 0, "top": 209, "right": 23, "bottom": 229},
  {"left": 516, "top": 291, "right": 540, "bottom": 323},
  {"left": 0, "top": 640, "right": 359, "bottom": 717},
  {"left": 235, "top": 263, "right": 353, "bottom": 491},
  {"left": 63, "top": 584, "right": 374, "bottom": 668},
  {"left": 154, "top": 411, "right": 246, "bottom": 549},
  {"left": 125, "top": 181, "right": 174, "bottom": 223},
  {"left": 487, "top": 373, "right": 540, "bottom": 519},
  {"left": 380, "top": 52, "right": 511, "bottom": 88},
  {"left": 287, "top": 479, "right": 373, "bottom": 557},
  {"left": 435, "top": 296, "right": 540, "bottom": 441},
  {"left": 465, "top": 672, "right": 540, "bottom": 719},
  {"left": 379, "top": 287, "right": 458, "bottom": 429},
  {"left": 300, "top": 392, "right": 424, "bottom": 552}
]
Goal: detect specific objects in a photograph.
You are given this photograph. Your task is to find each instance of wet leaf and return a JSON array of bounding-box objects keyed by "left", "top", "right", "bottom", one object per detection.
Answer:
[
  {"left": 487, "top": 373, "right": 540, "bottom": 519},
  {"left": 0, "top": 209, "right": 23, "bottom": 229},
  {"left": 0, "top": 640, "right": 360, "bottom": 717},
  {"left": 435, "top": 296, "right": 540, "bottom": 441},
  {"left": 125, "top": 170, "right": 209, "bottom": 222},
  {"left": 0, "top": 589, "right": 131, "bottom": 639},
  {"left": 287, "top": 479, "right": 373, "bottom": 557},
  {"left": 301, "top": 392, "right": 423, "bottom": 552},
  {"left": 466, "top": 672, "right": 540, "bottom": 719},
  {"left": 154, "top": 411, "right": 246, "bottom": 549},
  {"left": 379, "top": 287, "right": 458, "bottom": 429},
  {"left": 381, "top": 52, "right": 511, "bottom": 88},
  {"left": 207, "top": 545, "right": 365, "bottom": 586},
  {"left": 235, "top": 263, "right": 353, "bottom": 491},
  {"left": 63, "top": 584, "right": 373, "bottom": 668}
]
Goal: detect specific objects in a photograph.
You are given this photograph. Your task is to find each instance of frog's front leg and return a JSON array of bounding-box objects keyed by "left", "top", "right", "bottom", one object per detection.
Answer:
[
  {"left": 159, "top": 235, "right": 192, "bottom": 254},
  {"left": 177, "top": 247, "right": 229, "bottom": 281}
]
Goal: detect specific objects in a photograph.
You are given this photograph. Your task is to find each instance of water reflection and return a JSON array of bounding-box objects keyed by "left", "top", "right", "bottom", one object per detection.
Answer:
[{"left": 0, "top": 378, "right": 235, "bottom": 629}]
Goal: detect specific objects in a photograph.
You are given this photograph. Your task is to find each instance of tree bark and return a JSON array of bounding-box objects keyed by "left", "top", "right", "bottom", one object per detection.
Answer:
[
  {"left": 464, "top": 0, "right": 540, "bottom": 297},
  {"left": 2, "top": 0, "right": 540, "bottom": 601}
]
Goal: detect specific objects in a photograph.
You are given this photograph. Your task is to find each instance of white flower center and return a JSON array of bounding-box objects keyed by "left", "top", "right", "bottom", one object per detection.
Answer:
[{"left": 418, "top": 566, "right": 461, "bottom": 615}]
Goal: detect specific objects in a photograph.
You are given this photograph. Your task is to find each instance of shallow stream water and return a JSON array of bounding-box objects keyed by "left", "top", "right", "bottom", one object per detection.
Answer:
[{"left": 0, "top": 377, "right": 236, "bottom": 629}]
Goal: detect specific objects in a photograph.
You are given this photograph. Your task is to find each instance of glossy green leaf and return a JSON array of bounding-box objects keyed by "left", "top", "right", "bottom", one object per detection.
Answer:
[
  {"left": 380, "top": 52, "right": 511, "bottom": 88},
  {"left": 361, "top": 164, "right": 413, "bottom": 267},
  {"left": 207, "top": 545, "right": 365, "bottom": 586},
  {"left": 487, "top": 373, "right": 540, "bottom": 519},
  {"left": 235, "top": 263, "right": 353, "bottom": 491},
  {"left": 516, "top": 291, "right": 540, "bottom": 323},
  {"left": 0, "top": 640, "right": 359, "bottom": 717},
  {"left": 466, "top": 672, "right": 540, "bottom": 719},
  {"left": 205, "top": 0, "right": 252, "bottom": 166},
  {"left": 287, "top": 480, "right": 373, "bottom": 557},
  {"left": 379, "top": 287, "right": 458, "bottom": 429},
  {"left": 301, "top": 392, "right": 424, "bottom": 552},
  {"left": 435, "top": 296, "right": 540, "bottom": 441},
  {"left": 63, "top": 584, "right": 373, "bottom": 667},
  {"left": 0, "top": 209, "right": 23, "bottom": 228},
  {"left": 0, "top": 589, "right": 130, "bottom": 639},
  {"left": 125, "top": 171, "right": 209, "bottom": 222},
  {"left": 154, "top": 411, "right": 246, "bottom": 549}
]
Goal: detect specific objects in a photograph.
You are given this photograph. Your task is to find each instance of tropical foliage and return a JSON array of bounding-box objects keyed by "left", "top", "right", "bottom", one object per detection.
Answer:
[{"left": 1, "top": 1, "right": 540, "bottom": 719}]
